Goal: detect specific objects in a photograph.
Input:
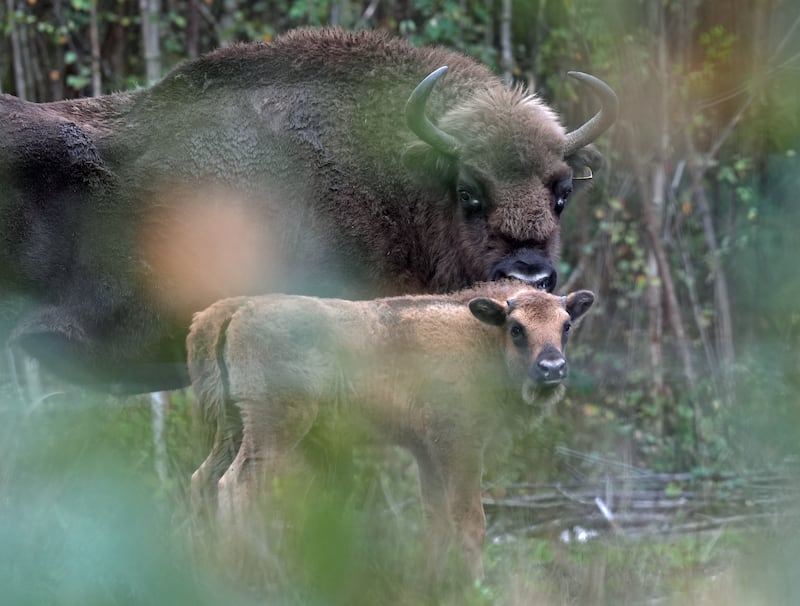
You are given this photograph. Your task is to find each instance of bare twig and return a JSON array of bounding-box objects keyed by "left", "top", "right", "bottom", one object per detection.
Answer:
[
  {"left": 358, "top": 0, "right": 380, "bottom": 26},
  {"left": 595, "top": 496, "right": 623, "bottom": 534},
  {"left": 484, "top": 467, "right": 800, "bottom": 542}
]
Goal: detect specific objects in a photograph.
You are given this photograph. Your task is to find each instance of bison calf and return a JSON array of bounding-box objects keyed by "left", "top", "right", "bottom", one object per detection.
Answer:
[{"left": 188, "top": 282, "right": 594, "bottom": 580}]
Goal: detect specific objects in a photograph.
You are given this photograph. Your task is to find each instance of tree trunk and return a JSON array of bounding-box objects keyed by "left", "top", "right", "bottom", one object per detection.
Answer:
[
  {"left": 483, "top": 0, "right": 494, "bottom": 51},
  {"left": 500, "top": 0, "right": 513, "bottom": 85},
  {"left": 187, "top": 0, "right": 199, "bottom": 59},
  {"left": 638, "top": 161, "right": 700, "bottom": 454},
  {"left": 219, "top": 0, "right": 237, "bottom": 46},
  {"left": 31, "top": 33, "right": 51, "bottom": 101},
  {"left": 0, "top": 0, "right": 4, "bottom": 95},
  {"left": 457, "top": 0, "right": 466, "bottom": 44},
  {"left": 645, "top": 227, "right": 664, "bottom": 397},
  {"left": 139, "top": 0, "right": 162, "bottom": 84},
  {"left": 688, "top": 165, "right": 735, "bottom": 408},
  {"left": 150, "top": 392, "right": 170, "bottom": 484},
  {"left": 7, "top": 0, "right": 28, "bottom": 99},
  {"left": 90, "top": 0, "right": 102, "bottom": 96},
  {"left": 672, "top": 176, "right": 719, "bottom": 398},
  {"left": 330, "top": 0, "right": 353, "bottom": 26},
  {"left": 637, "top": 2, "right": 701, "bottom": 458},
  {"left": 528, "top": 0, "right": 547, "bottom": 90},
  {"left": 50, "top": 0, "right": 66, "bottom": 100}
]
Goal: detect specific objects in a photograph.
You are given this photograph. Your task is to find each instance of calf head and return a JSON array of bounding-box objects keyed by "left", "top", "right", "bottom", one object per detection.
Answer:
[{"left": 468, "top": 288, "right": 595, "bottom": 404}]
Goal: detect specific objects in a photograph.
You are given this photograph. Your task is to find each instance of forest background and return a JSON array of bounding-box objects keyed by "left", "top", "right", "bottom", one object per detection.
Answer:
[{"left": 2, "top": 0, "right": 800, "bottom": 604}]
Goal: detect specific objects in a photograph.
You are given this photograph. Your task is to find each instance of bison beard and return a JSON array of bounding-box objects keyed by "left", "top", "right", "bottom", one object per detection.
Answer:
[{"left": 0, "top": 28, "right": 616, "bottom": 393}]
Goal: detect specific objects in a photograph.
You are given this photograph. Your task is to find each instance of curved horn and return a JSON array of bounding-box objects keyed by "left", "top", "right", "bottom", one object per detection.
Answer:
[
  {"left": 405, "top": 66, "right": 461, "bottom": 157},
  {"left": 563, "top": 72, "right": 619, "bottom": 156}
]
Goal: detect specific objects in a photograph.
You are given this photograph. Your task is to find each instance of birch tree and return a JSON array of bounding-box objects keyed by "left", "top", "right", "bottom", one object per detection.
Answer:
[{"left": 140, "top": 0, "right": 162, "bottom": 84}]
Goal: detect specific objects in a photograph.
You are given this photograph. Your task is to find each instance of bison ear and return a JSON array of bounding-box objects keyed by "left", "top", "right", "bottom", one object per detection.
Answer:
[
  {"left": 566, "top": 144, "right": 603, "bottom": 187},
  {"left": 402, "top": 142, "right": 458, "bottom": 192},
  {"left": 565, "top": 290, "right": 595, "bottom": 322},
  {"left": 469, "top": 298, "right": 507, "bottom": 326}
]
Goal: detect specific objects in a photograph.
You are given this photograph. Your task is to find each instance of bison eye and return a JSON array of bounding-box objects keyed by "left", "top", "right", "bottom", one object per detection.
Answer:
[
  {"left": 458, "top": 189, "right": 484, "bottom": 215},
  {"left": 553, "top": 177, "right": 573, "bottom": 216}
]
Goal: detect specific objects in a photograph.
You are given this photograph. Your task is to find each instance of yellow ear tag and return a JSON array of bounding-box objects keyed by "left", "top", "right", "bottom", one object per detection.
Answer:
[{"left": 573, "top": 166, "right": 593, "bottom": 180}]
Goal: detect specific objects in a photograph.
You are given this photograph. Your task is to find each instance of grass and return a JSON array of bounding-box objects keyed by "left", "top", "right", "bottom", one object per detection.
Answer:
[{"left": 1, "top": 385, "right": 798, "bottom": 605}]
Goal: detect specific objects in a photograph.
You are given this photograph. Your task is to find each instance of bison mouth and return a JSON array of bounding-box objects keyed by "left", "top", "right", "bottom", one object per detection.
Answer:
[{"left": 488, "top": 249, "right": 557, "bottom": 292}]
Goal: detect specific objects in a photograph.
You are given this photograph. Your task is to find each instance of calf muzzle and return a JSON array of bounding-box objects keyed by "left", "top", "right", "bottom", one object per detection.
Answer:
[{"left": 532, "top": 345, "right": 568, "bottom": 384}]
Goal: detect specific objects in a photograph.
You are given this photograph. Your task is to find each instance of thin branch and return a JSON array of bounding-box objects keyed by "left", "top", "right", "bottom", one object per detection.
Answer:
[
  {"left": 196, "top": 0, "right": 223, "bottom": 44},
  {"left": 705, "top": 97, "right": 753, "bottom": 164},
  {"left": 768, "top": 9, "right": 800, "bottom": 63},
  {"left": 357, "top": 0, "right": 380, "bottom": 27}
]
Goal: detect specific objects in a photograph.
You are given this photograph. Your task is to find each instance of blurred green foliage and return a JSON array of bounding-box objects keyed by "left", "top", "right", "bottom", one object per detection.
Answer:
[
  {"left": 4, "top": 385, "right": 797, "bottom": 605},
  {"left": 2, "top": 0, "right": 800, "bottom": 602}
]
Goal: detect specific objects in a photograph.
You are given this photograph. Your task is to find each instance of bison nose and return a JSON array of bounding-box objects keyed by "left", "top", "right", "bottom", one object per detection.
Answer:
[
  {"left": 533, "top": 348, "right": 568, "bottom": 384},
  {"left": 488, "top": 249, "right": 557, "bottom": 292}
]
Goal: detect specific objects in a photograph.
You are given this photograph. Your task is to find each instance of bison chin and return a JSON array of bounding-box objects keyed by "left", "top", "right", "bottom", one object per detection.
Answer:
[{"left": 488, "top": 249, "right": 557, "bottom": 292}]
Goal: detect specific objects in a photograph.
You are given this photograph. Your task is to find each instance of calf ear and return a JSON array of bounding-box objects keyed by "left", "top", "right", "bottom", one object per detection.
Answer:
[
  {"left": 565, "top": 290, "right": 595, "bottom": 321},
  {"left": 469, "top": 298, "right": 507, "bottom": 326}
]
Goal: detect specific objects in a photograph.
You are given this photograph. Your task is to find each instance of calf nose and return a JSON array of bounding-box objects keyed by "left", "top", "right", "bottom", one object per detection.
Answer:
[{"left": 533, "top": 348, "right": 568, "bottom": 384}]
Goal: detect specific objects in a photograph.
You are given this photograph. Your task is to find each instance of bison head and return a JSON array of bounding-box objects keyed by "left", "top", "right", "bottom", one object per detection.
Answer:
[{"left": 404, "top": 68, "right": 617, "bottom": 293}]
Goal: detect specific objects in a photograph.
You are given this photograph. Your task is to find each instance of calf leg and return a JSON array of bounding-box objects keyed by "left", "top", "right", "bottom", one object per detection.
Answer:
[
  {"left": 190, "top": 423, "right": 238, "bottom": 517},
  {"left": 446, "top": 465, "right": 486, "bottom": 581},
  {"left": 416, "top": 458, "right": 452, "bottom": 583},
  {"left": 417, "top": 443, "right": 486, "bottom": 583},
  {"left": 217, "top": 396, "right": 319, "bottom": 525},
  {"left": 191, "top": 401, "right": 243, "bottom": 516}
]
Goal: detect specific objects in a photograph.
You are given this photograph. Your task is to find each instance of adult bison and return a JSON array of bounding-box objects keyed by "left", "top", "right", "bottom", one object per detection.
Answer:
[{"left": 0, "top": 27, "right": 616, "bottom": 393}]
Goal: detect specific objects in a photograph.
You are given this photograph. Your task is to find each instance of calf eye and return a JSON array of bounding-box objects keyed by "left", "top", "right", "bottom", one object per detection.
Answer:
[{"left": 509, "top": 323, "right": 526, "bottom": 346}]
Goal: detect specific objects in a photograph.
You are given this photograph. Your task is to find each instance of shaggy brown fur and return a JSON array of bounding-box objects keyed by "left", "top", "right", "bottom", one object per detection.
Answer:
[
  {"left": 1, "top": 28, "right": 613, "bottom": 392},
  {"left": 187, "top": 281, "right": 594, "bottom": 580}
]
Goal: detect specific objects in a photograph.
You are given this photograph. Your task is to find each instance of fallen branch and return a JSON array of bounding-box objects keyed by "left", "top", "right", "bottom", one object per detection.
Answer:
[{"left": 484, "top": 467, "right": 800, "bottom": 541}]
